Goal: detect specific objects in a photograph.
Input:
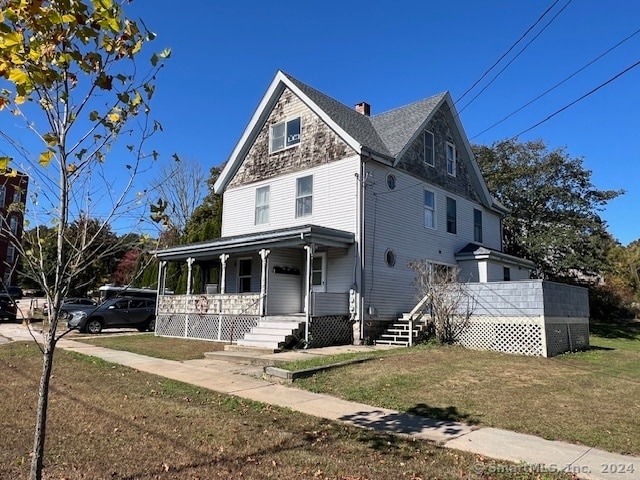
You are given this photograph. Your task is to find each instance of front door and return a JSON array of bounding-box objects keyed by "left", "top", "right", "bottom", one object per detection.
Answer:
[
  {"left": 303, "top": 251, "right": 326, "bottom": 313},
  {"left": 311, "top": 252, "right": 326, "bottom": 293}
]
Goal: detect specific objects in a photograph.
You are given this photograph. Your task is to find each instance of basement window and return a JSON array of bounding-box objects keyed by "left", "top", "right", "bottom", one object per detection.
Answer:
[{"left": 270, "top": 117, "right": 301, "bottom": 153}]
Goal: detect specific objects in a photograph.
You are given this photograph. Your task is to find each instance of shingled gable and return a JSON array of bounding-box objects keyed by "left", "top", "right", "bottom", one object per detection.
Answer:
[{"left": 214, "top": 71, "right": 498, "bottom": 212}]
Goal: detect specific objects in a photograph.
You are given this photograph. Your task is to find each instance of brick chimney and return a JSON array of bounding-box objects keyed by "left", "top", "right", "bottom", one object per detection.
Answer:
[{"left": 355, "top": 102, "right": 371, "bottom": 116}]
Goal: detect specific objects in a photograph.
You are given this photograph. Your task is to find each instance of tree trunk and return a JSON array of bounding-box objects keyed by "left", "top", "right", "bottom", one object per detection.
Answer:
[{"left": 30, "top": 334, "right": 56, "bottom": 480}]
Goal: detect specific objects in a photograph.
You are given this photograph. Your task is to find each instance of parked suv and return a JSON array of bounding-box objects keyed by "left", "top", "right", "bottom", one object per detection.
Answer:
[
  {"left": 67, "top": 297, "right": 156, "bottom": 334},
  {"left": 0, "top": 295, "right": 17, "bottom": 322},
  {"left": 42, "top": 297, "right": 98, "bottom": 318}
]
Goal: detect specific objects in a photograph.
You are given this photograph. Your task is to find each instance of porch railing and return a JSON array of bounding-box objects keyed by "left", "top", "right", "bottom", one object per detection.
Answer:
[{"left": 158, "top": 293, "right": 261, "bottom": 316}]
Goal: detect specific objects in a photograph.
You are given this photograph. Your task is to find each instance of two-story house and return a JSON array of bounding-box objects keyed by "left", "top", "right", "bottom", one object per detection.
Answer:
[{"left": 154, "top": 71, "right": 589, "bottom": 357}]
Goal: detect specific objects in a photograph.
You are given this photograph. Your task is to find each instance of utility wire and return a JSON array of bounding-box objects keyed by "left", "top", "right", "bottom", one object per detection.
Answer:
[
  {"left": 458, "top": 0, "right": 573, "bottom": 114},
  {"left": 471, "top": 26, "right": 640, "bottom": 140},
  {"left": 455, "top": 0, "right": 562, "bottom": 105},
  {"left": 509, "top": 59, "right": 640, "bottom": 140}
]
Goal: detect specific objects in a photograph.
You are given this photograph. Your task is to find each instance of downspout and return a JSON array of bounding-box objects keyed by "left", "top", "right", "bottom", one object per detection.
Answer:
[{"left": 355, "top": 154, "right": 368, "bottom": 344}]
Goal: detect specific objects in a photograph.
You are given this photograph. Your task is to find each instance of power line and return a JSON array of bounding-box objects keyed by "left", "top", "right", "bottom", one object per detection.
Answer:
[
  {"left": 509, "top": 59, "right": 640, "bottom": 140},
  {"left": 455, "top": 0, "right": 562, "bottom": 106},
  {"left": 458, "top": 0, "right": 573, "bottom": 114},
  {"left": 471, "top": 26, "right": 640, "bottom": 140}
]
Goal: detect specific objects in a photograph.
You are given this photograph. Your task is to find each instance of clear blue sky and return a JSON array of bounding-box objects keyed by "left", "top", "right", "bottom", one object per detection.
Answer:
[{"left": 27, "top": 1, "right": 640, "bottom": 245}]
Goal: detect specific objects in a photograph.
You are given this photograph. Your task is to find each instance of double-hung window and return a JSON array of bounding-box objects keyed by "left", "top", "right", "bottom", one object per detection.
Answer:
[
  {"left": 255, "top": 186, "right": 270, "bottom": 225},
  {"left": 270, "top": 117, "right": 301, "bottom": 153},
  {"left": 446, "top": 142, "right": 456, "bottom": 176},
  {"left": 424, "top": 190, "right": 435, "bottom": 229},
  {"left": 0, "top": 185, "right": 5, "bottom": 208},
  {"left": 9, "top": 216, "right": 18, "bottom": 235},
  {"left": 6, "top": 244, "right": 15, "bottom": 264},
  {"left": 296, "top": 175, "right": 313, "bottom": 217},
  {"left": 474, "top": 208, "right": 483, "bottom": 243},
  {"left": 446, "top": 197, "right": 457, "bottom": 234},
  {"left": 424, "top": 131, "right": 434, "bottom": 166},
  {"left": 12, "top": 189, "right": 21, "bottom": 205}
]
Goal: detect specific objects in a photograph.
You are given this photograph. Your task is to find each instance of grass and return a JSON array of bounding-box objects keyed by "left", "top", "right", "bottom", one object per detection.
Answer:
[
  {"left": 76, "top": 333, "right": 225, "bottom": 361},
  {"left": 293, "top": 321, "right": 640, "bottom": 457},
  {"left": 0, "top": 342, "right": 571, "bottom": 480}
]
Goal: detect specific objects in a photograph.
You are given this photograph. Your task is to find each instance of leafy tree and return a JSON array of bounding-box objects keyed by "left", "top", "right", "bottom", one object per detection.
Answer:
[
  {"left": 183, "top": 165, "right": 223, "bottom": 243},
  {"left": 113, "top": 248, "right": 140, "bottom": 286},
  {"left": 0, "top": 1, "right": 170, "bottom": 478},
  {"left": 473, "top": 139, "right": 622, "bottom": 281}
]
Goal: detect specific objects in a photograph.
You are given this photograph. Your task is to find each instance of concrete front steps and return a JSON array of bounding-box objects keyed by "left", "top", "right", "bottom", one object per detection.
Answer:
[
  {"left": 375, "top": 313, "right": 424, "bottom": 347},
  {"left": 235, "top": 315, "right": 305, "bottom": 351}
]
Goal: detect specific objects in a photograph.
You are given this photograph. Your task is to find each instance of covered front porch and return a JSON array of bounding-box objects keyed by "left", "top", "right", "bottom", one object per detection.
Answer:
[{"left": 154, "top": 225, "right": 357, "bottom": 348}]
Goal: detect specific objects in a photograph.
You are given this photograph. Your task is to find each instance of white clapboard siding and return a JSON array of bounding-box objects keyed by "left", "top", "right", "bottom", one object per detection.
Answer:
[
  {"left": 362, "top": 162, "right": 506, "bottom": 320},
  {"left": 222, "top": 156, "right": 360, "bottom": 237},
  {"left": 267, "top": 248, "right": 304, "bottom": 315}
]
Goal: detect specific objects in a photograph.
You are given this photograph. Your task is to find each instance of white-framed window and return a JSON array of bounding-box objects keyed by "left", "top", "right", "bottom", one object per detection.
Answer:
[
  {"left": 296, "top": 175, "right": 313, "bottom": 218},
  {"left": 446, "top": 197, "right": 457, "bottom": 234},
  {"left": 424, "top": 190, "right": 435, "bottom": 229},
  {"left": 9, "top": 216, "right": 18, "bottom": 235},
  {"left": 0, "top": 185, "right": 5, "bottom": 208},
  {"left": 446, "top": 142, "right": 456, "bottom": 176},
  {"left": 2, "top": 271, "right": 10, "bottom": 286},
  {"left": 254, "top": 186, "right": 270, "bottom": 225},
  {"left": 270, "top": 117, "right": 301, "bottom": 153},
  {"left": 474, "top": 208, "right": 483, "bottom": 243},
  {"left": 238, "top": 258, "right": 252, "bottom": 293},
  {"left": 424, "top": 131, "right": 434, "bottom": 166},
  {"left": 6, "top": 244, "right": 15, "bottom": 264}
]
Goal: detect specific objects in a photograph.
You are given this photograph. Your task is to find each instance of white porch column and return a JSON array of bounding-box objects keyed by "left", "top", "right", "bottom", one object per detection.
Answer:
[
  {"left": 303, "top": 244, "right": 315, "bottom": 344},
  {"left": 219, "top": 254, "right": 229, "bottom": 294},
  {"left": 186, "top": 257, "right": 195, "bottom": 295},
  {"left": 157, "top": 260, "right": 167, "bottom": 295},
  {"left": 259, "top": 249, "right": 270, "bottom": 317}
]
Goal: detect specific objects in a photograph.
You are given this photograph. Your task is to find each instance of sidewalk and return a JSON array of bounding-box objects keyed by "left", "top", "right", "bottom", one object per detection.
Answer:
[{"left": 1, "top": 323, "right": 637, "bottom": 480}]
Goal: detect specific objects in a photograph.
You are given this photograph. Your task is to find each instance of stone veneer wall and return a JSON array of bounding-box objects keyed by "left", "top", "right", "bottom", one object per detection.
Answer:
[{"left": 158, "top": 294, "right": 260, "bottom": 316}]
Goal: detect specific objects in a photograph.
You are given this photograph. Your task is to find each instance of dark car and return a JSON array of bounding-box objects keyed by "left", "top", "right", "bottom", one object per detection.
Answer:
[
  {"left": 0, "top": 295, "right": 17, "bottom": 322},
  {"left": 67, "top": 297, "right": 156, "bottom": 334},
  {"left": 43, "top": 297, "right": 98, "bottom": 318},
  {"left": 6, "top": 286, "right": 23, "bottom": 299}
]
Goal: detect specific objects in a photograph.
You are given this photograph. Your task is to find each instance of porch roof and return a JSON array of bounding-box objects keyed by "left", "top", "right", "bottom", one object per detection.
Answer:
[
  {"left": 155, "top": 225, "right": 355, "bottom": 262},
  {"left": 455, "top": 243, "right": 536, "bottom": 269}
]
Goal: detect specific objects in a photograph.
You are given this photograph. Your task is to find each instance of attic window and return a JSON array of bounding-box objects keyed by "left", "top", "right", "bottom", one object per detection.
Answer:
[{"left": 270, "top": 117, "right": 301, "bottom": 153}]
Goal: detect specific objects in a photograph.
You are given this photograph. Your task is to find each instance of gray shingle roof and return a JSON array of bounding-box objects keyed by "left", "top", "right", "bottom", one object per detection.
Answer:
[
  {"left": 370, "top": 93, "right": 446, "bottom": 157},
  {"left": 283, "top": 72, "right": 445, "bottom": 159}
]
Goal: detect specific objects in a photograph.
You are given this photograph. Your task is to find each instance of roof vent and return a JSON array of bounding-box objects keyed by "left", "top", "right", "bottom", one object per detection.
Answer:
[{"left": 355, "top": 102, "right": 370, "bottom": 116}]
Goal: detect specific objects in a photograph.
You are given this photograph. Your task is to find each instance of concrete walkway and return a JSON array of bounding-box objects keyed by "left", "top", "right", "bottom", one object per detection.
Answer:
[{"left": 1, "top": 323, "right": 637, "bottom": 480}]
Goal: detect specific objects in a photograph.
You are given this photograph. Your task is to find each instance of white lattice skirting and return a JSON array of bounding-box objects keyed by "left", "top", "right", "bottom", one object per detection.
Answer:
[
  {"left": 155, "top": 314, "right": 259, "bottom": 342},
  {"left": 457, "top": 316, "right": 589, "bottom": 357}
]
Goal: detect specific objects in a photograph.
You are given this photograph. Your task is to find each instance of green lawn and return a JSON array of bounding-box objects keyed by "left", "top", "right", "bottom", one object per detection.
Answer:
[
  {"left": 293, "top": 321, "right": 640, "bottom": 456},
  {"left": 0, "top": 342, "right": 571, "bottom": 479},
  {"left": 76, "top": 333, "right": 225, "bottom": 360}
]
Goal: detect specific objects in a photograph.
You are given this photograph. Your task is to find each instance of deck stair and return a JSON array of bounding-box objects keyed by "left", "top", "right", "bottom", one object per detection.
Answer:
[
  {"left": 375, "top": 313, "right": 427, "bottom": 347},
  {"left": 235, "top": 315, "right": 305, "bottom": 351}
]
